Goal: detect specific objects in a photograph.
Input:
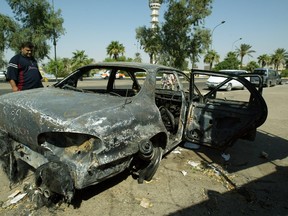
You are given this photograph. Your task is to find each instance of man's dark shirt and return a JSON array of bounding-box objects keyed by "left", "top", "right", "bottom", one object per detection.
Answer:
[{"left": 7, "top": 54, "right": 43, "bottom": 91}]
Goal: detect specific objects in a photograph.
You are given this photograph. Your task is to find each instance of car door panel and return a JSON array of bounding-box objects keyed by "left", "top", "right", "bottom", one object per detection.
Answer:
[
  {"left": 186, "top": 100, "right": 257, "bottom": 148},
  {"left": 185, "top": 70, "right": 267, "bottom": 150}
]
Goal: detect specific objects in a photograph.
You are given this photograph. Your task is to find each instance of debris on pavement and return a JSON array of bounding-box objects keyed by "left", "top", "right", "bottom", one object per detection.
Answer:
[
  {"left": 1, "top": 190, "right": 27, "bottom": 208},
  {"left": 181, "top": 170, "right": 187, "bottom": 176},
  {"left": 139, "top": 197, "right": 153, "bottom": 208},
  {"left": 187, "top": 160, "right": 201, "bottom": 168},
  {"left": 171, "top": 149, "right": 182, "bottom": 154}
]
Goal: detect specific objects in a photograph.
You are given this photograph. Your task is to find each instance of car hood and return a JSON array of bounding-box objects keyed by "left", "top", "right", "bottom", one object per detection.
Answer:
[{"left": 0, "top": 87, "right": 140, "bottom": 140}]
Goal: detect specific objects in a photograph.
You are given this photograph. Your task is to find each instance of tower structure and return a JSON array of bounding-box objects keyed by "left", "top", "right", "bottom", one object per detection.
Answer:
[{"left": 149, "top": 0, "right": 161, "bottom": 29}]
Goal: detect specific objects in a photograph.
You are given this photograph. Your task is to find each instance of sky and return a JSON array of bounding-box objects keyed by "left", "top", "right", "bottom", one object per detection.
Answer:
[{"left": 1, "top": 0, "right": 288, "bottom": 69}]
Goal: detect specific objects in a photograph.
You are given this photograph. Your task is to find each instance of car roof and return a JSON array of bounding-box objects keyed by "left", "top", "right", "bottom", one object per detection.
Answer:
[
  {"left": 219, "top": 69, "right": 247, "bottom": 72},
  {"left": 81, "top": 62, "right": 179, "bottom": 72}
]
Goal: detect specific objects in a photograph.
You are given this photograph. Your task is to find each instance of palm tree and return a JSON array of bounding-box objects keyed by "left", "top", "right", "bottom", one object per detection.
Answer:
[
  {"left": 235, "top": 44, "right": 255, "bottom": 68},
  {"left": 62, "top": 57, "right": 72, "bottom": 75},
  {"left": 106, "top": 41, "right": 125, "bottom": 60},
  {"left": 246, "top": 61, "right": 259, "bottom": 72},
  {"left": 257, "top": 54, "right": 271, "bottom": 68},
  {"left": 71, "top": 50, "right": 93, "bottom": 74},
  {"left": 270, "top": 48, "right": 288, "bottom": 71},
  {"left": 204, "top": 50, "right": 220, "bottom": 70}
]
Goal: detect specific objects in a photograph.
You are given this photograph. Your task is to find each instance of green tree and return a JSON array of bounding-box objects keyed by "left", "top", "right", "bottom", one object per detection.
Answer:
[
  {"left": 104, "top": 55, "right": 129, "bottom": 62},
  {"left": 0, "top": 14, "right": 19, "bottom": 67},
  {"left": 270, "top": 48, "right": 288, "bottom": 71},
  {"left": 0, "top": 14, "right": 18, "bottom": 50},
  {"left": 136, "top": 26, "right": 161, "bottom": 64},
  {"left": 257, "top": 54, "right": 271, "bottom": 68},
  {"left": 106, "top": 41, "right": 125, "bottom": 60},
  {"left": 245, "top": 61, "right": 259, "bottom": 72},
  {"left": 2, "top": 0, "right": 65, "bottom": 60},
  {"left": 235, "top": 44, "right": 255, "bottom": 69},
  {"left": 62, "top": 58, "right": 72, "bottom": 74},
  {"left": 71, "top": 50, "right": 94, "bottom": 71},
  {"left": 160, "top": 1, "right": 190, "bottom": 68},
  {"left": 188, "top": 28, "right": 211, "bottom": 68},
  {"left": 44, "top": 58, "right": 69, "bottom": 77},
  {"left": 281, "top": 69, "right": 288, "bottom": 77},
  {"left": 214, "top": 52, "right": 241, "bottom": 71},
  {"left": 136, "top": 0, "right": 212, "bottom": 69},
  {"left": 204, "top": 50, "right": 220, "bottom": 70},
  {"left": 160, "top": 0, "right": 212, "bottom": 69}
]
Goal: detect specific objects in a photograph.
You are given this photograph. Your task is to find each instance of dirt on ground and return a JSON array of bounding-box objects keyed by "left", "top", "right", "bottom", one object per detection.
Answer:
[{"left": 0, "top": 83, "right": 288, "bottom": 216}]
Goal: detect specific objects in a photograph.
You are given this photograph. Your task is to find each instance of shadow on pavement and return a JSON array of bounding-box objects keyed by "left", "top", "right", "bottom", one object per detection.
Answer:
[
  {"left": 71, "top": 169, "right": 130, "bottom": 208},
  {"left": 184, "top": 130, "right": 288, "bottom": 173},
  {"left": 168, "top": 165, "right": 288, "bottom": 216},
  {"left": 172, "top": 130, "right": 288, "bottom": 215}
]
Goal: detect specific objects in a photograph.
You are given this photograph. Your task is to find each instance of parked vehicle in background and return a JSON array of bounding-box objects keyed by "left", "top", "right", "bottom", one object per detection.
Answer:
[
  {"left": 101, "top": 70, "right": 125, "bottom": 79},
  {"left": 250, "top": 68, "right": 278, "bottom": 87},
  {"left": 206, "top": 69, "right": 248, "bottom": 91},
  {"left": 0, "top": 71, "right": 7, "bottom": 81}
]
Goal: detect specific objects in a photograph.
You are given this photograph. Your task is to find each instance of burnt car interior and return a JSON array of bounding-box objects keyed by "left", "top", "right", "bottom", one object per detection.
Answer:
[{"left": 154, "top": 71, "right": 188, "bottom": 136}]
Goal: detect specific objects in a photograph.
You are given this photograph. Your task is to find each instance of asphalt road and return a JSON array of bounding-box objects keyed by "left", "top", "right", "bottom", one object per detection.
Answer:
[{"left": 0, "top": 80, "right": 288, "bottom": 216}]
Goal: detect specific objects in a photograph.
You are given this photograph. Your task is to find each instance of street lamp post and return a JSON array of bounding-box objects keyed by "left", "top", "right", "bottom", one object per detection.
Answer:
[
  {"left": 210, "top": 21, "right": 225, "bottom": 50},
  {"left": 134, "top": 41, "right": 139, "bottom": 53},
  {"left": 231, "top": 37, "right": 242, "bottom": 51}
]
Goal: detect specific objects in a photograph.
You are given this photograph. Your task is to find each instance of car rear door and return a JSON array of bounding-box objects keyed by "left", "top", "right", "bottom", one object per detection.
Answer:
[{"left": 184, "top": 69, "right": 267, "bottom": 150}]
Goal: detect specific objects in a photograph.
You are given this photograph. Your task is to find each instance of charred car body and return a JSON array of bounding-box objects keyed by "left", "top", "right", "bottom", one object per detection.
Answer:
[{"left": 0, "top": 62, "right": 267, "bottom": 203}]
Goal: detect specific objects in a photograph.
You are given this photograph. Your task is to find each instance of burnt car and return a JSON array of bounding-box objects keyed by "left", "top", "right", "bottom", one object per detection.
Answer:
[{"left": 0, "top": 62, "right": 267, "bottom": 203}]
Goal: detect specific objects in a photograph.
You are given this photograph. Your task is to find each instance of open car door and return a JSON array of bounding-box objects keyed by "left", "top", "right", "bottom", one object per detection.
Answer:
[{"left": 184, "top": 69, "right": 268, "bottom": 151}]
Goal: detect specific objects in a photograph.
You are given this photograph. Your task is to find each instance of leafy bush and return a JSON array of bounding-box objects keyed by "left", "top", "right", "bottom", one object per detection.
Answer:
[{"left": 280, "top": 69, "right": 288, "bottom": 78}]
